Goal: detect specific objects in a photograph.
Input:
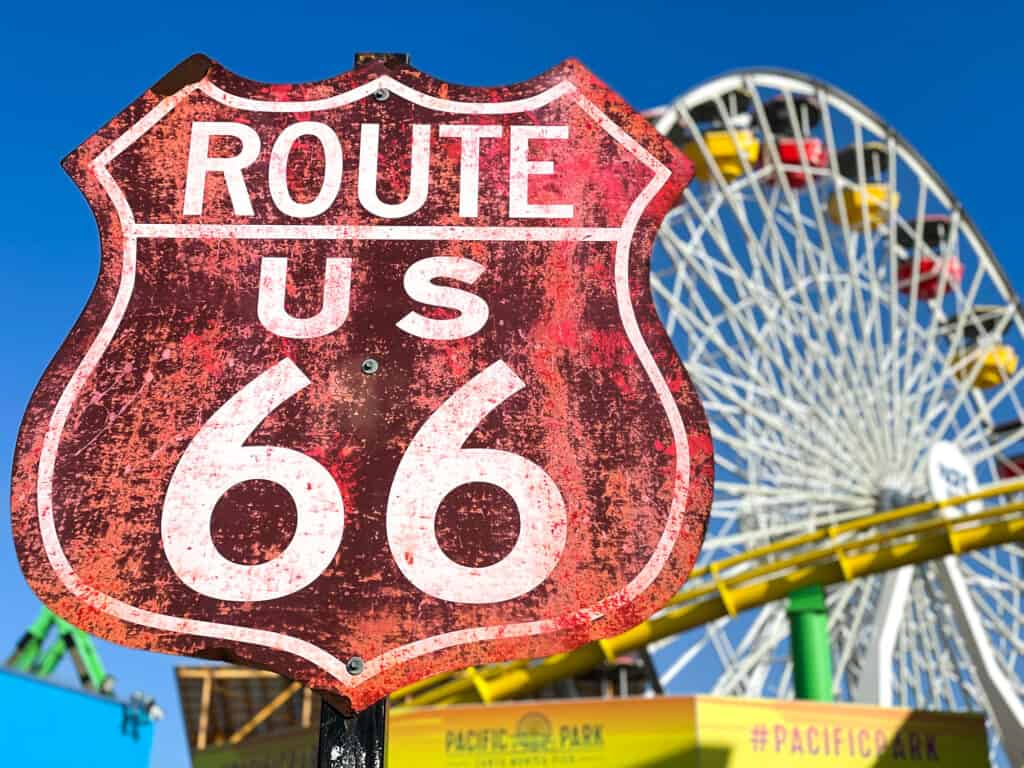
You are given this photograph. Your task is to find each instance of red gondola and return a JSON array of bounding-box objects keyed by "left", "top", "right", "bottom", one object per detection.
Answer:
[
  {"left": 761, "top": 96, "right": 826, "bottom": 188},
  {"left": 897, "top": 254, "right": 964, "bottom": 299},
  {"left": 770, "top": 137, "right": 827, "bottom": 188},
  {"left": 895, "top": 216, "right": 963, "bottom": 299}
]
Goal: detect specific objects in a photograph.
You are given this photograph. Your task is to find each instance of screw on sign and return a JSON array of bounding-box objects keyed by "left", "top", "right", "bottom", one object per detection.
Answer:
[{"left": 11, "top": 51, "right": 713, "bottom": 729}]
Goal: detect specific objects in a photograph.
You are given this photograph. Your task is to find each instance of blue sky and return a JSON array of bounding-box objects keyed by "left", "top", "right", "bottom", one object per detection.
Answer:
[{"left": 1, "top": 1, "right": 1020, "bottom": 765}]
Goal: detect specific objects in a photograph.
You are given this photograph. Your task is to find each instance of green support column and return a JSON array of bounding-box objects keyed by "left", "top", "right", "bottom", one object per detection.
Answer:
[{"left": 787, "top": 585, "right": 833, "bottom": 701}]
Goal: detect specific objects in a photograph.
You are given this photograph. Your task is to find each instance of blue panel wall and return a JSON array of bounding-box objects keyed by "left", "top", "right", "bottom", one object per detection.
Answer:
[{"left": 0, "top": 668, "right": 153, "bottom": 767}]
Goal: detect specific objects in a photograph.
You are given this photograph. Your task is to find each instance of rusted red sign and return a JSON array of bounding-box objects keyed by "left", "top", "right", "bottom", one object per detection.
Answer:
[{"left": 12, "top": 54, "right": 712, "bottom": 710}]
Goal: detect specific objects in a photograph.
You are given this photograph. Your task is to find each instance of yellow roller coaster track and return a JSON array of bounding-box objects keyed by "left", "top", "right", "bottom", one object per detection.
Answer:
[{"left": 390, "top": 478, "right": 1024, "bottom": 709}]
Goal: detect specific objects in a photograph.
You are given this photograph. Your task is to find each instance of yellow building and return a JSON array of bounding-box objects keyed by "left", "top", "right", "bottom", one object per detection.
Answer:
[{"left": 177, "top": 667, "right": 988, "bottom": 767}]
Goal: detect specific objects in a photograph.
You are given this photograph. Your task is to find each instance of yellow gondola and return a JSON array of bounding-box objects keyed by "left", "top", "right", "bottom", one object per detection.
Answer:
[
  {"left": 953, "top": 345, "right": 1019, "bottom": 389},
  {"left": 683, "top": 130, "right": 761, "bottom": 182},
  {"left": 827, "top": 185, "right": 899, "bottom": 228},
  {"left": 828, "top": 141, "right": 897, "bottom": 228}
]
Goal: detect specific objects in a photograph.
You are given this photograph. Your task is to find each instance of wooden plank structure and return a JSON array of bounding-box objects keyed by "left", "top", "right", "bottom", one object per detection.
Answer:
[{"left": 177, "top": 667, "right": 318, "bottom": 752}]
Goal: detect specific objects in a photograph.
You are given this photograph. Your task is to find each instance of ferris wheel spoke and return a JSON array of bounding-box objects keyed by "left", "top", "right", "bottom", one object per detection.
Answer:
[
  {"left": 708, "top": 428, "right": 876, "bottom": 518},
  {"left": 960, "top": 382, "right": 1024, "bottom": 463},
  {"left": 770, "top": 87, "right": 844, "bottom": 281},
  {"left": 657, "top": 225, "right": 756, "bottom": 332},
  {"left": 901, "top": 605, "right": 934, "bottom": 709},
  {"left": 659, "top": 279, "right": 885, "bottom": 472},
  {"left": 829, "top": 580, "right": 872, "bottom": 694},
  {"left": 657, "top": 631, "right": 712, "bottom": 689},
  {"left": 672, "top": 150, "right": 812, "bottom": 325},
  {"left": 763, "top": 293, "right": 898, "bottom": 427},
  {"left": 688, "top": 231, "right": 872, "bottom": 436},
  {"left": 712, "top": 481, "right": 869, "bottom": 507},
  {"left": 817, "top": 107, "right": 891, "bottom": 400},
  {"left": 962, "top": 548, "right": 1024, "bottom": 592},
  {"left": 968, "top": 573, "right": 1024, "bottom": 649},
  {"left": 710, "top": 429, "right": 871, "bottom": 499},
  {"left": 705, "top": 620, "right": 741, "bottom": 676},
  {"left": 654, "top": 240, "right": 768, "bottom": 366},
  {"left": 815, "top": 108, "right": 872, "bottom": 333},
  {"left": 654, "top": 284, "right": 875, "bottom": 468},
  {"left": 924, "top": 572, "right": 1006, "bottom": 718},
  {"left": 661, "top": 216, "right": 818, "bottom": 385},
  {"left": 740, "top": 661, "right": 773, "bottom": 699},
  {"left": 894, "top": 619, "right": 911, "bottom": 705},
  {"left": 704, "top": 453, "right": 749, "bottom": 485},
  {"left": 888, "top": 156, "right": 931, "bottom": 465},
  {"left": 897, "top": 234, "right": 980, "bottom": 418},
  {"left": 916, "top": 576, "right": 963, "bottom": 710},
  {"left": 665, "top": 189, "right": 730, "bottom": 249},
  {"left": 900, "top": 604, "right": 930, "bottom": 708},
  {"left": 739, "top": 79, "right": 832, "bottom": 279},
  {"left": 659, "top": 268, "right": 688, "bottom": 340},
  {"left": 713, "top": 625, "right": 783, "bottom": 695},
  {"left": 688, "top": 357, "right": 878, "bottom": 479},
  {"left": 775, "top": 660, "right": 795, "bottom": 700},
  {"left": 972, "top": 592, "right": 1024, "bottom": 662},
  {"left": 714, "top": 606, "right": 790, "bottom": 697},
  {"left": 907, "top": 327, "right": 1017, "bottom": 462}
]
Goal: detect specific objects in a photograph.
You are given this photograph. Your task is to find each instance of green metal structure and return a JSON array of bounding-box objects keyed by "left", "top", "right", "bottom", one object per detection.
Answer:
[{"left": 5, "top": 606, "right": 114, "bottom": 694}]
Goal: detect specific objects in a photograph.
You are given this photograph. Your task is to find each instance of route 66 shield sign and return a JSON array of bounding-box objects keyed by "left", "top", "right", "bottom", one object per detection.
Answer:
[{"left": 11, "top": 54, "right": 712, "bottom": 710}]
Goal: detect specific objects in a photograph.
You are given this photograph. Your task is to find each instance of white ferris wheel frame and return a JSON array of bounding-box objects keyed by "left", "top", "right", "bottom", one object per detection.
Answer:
[{"left": 650, "top": 68, "right": 1024, "bottom": 767}]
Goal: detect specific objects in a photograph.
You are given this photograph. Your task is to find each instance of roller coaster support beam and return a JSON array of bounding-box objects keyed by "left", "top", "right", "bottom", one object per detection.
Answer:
[{"left": 788, "top": 585, "right": 833, "bottom": 702}]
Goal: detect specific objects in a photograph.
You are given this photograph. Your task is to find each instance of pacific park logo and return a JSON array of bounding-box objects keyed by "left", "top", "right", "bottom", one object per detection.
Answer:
[{"left": 444, "top": 711, "right": 606, "bottom": 757}]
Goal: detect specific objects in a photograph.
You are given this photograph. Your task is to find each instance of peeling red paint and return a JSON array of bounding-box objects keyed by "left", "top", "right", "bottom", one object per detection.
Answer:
[{"left": 11, "top": 54, "right": 712, "bottom": 711}]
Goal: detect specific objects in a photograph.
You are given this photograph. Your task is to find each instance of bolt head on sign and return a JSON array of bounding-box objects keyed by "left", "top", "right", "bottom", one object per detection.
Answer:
[{"left": 11, "top": 54, "right": 713, "bottom": 711}]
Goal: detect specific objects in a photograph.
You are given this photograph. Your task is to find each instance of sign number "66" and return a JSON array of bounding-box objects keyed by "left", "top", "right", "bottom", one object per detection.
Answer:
[{"left": 162, "top": 357, "right": 567, "bottom": 606}]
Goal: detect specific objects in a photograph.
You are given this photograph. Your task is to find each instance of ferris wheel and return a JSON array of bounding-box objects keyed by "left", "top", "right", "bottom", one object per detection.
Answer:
[{"left": 647, "top": 69, "right": 1024, "bottom": 766}]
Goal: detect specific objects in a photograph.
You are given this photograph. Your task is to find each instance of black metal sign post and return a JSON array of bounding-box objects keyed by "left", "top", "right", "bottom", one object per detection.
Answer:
[
  {"left": 311, "top": 48, "right": 411, "bottom": 768},
  {"left": 313, "top": 50, "right": 408, "bottom": 768},
  {"left": 318, "top": 697, "right": 388, "bottom": 768}
]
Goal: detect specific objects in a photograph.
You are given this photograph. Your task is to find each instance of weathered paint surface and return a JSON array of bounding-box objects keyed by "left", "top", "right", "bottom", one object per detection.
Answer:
[{"left": 11, "top": 54, "right": 713, "bottom": 711}]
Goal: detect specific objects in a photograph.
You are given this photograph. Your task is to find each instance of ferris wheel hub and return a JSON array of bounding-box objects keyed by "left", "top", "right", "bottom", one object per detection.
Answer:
[{"left": 876, "top": 482, "right": 920, "bottom": 512}]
